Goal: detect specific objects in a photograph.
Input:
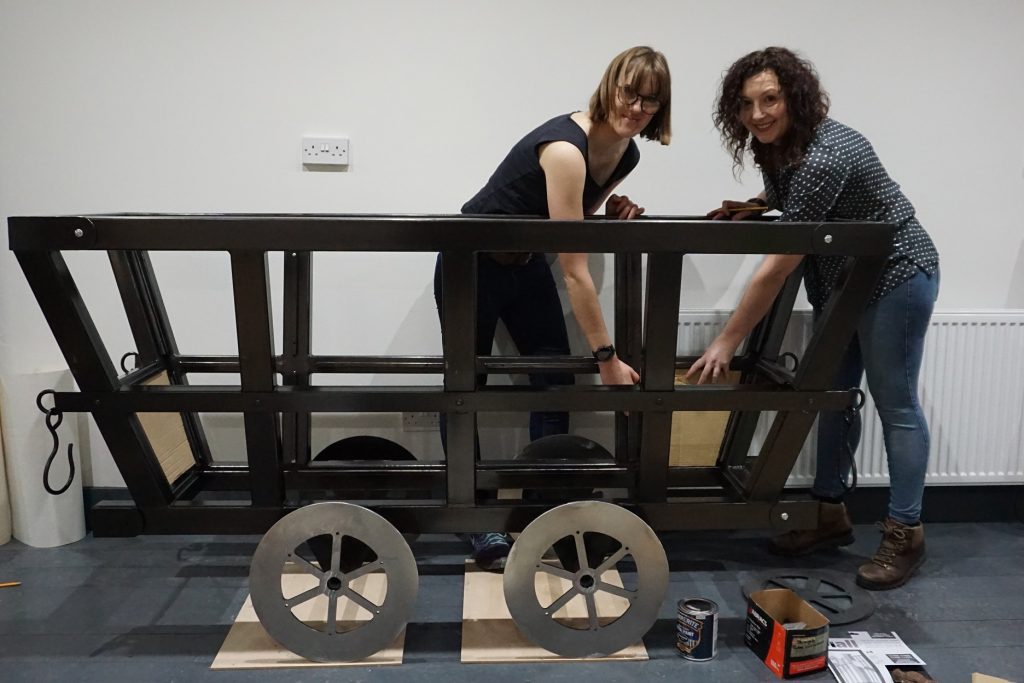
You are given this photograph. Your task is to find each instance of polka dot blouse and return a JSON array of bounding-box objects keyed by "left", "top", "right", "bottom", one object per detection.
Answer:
[{"left": 762, "top": 118, "right": 939, "bottom": 309}]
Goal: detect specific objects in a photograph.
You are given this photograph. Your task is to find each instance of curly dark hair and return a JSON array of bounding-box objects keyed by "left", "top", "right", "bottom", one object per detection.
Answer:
[{"left": 713, "top": 47, "right": 830, "bottom": 174}]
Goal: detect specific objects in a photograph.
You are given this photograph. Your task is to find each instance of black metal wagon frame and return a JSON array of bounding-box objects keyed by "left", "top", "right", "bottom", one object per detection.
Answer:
[{"left": 8, "top": 213, "right": 891, "bottom": 538}]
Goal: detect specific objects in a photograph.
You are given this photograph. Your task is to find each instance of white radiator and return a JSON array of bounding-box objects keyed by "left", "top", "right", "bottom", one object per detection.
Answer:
[{"left": 678, "top": 311, "right": 1024, "bottom": 486}]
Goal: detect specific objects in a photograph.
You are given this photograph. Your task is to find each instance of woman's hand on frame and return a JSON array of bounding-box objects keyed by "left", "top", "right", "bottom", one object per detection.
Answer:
[
  {"left": 706, "top": 199, "right": 766, "bottom": 221},
  {"left": 606, "top": 194, "right": 645, "bottom": 220},
  {"left": 684, "top": 336, "right": 739, "bottom": 385},
  {"left": 599, "top": 357, "right": 640, "bottom": 386}
]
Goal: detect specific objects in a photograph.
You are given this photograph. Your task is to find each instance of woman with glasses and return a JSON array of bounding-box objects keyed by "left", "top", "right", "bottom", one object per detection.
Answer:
[
  {"left": 434, "top": 45, "right": 671, "bottom": 569},
  {"left": 687, "top": 47, "right": 939, "bottom": 590}
]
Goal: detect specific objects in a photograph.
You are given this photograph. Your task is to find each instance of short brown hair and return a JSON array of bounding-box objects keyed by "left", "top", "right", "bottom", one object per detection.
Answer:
[
  {"left": 713, "top": 47, "right": 829, "bottom": 174},
  {"left": 589, "top": 46, "right": 672, "bottom": 145}
]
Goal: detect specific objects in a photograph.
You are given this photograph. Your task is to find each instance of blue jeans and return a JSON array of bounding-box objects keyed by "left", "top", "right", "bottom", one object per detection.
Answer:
[
  {"left": 812, "top": 268, "right": 939, "bottom": 524},
  {"left": 433, "top": 253, "right": 572, "bottom": 453}
]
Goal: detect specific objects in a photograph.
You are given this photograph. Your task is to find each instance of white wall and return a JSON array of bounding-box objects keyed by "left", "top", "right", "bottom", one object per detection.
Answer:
[{"left": 1, "top": 1, "right": 1022, "bottom": 487}]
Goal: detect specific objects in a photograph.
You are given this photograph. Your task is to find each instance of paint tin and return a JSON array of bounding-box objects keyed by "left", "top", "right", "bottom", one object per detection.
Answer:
[{"left": 676, "top": 597, "right": 718, "bottom": 661}]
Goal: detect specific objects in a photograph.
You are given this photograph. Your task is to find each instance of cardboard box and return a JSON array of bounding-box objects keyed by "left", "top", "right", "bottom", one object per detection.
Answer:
[{"left": 744, "top": 588, "right": 829, "bottom": 678}]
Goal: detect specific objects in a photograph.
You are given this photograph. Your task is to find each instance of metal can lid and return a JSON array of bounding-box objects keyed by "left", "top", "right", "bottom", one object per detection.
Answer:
[{"left": 678, "top": 598, "right": 719, "bottom": 615}]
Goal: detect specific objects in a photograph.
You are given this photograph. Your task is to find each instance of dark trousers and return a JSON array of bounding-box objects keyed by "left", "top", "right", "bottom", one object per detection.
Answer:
[{"left": 433, "top": 253, "right": 573, "bottom": 454}]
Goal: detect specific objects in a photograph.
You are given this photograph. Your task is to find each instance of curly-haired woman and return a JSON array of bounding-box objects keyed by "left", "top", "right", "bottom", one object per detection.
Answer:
[{"left": 687, "top": 47, "right": 939, "bottom": 590}]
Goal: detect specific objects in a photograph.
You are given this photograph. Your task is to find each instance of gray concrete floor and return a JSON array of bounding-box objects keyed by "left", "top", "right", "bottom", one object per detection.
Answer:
[{"left": 1, "top": 522, "right": 1022, "bottom": 682}]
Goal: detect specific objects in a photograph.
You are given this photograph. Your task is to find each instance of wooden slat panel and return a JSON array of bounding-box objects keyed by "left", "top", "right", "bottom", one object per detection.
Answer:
[
  {"left": 135, "top": 372, "right": 196, "bottom": 484},
  {"left": 669, "top": 370, "right": 740, "bottom": 467}
]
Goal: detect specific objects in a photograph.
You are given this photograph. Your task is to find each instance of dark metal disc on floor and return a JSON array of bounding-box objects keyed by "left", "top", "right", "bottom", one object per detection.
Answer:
[{"left": 742, "top": 570, "right": 875, "bottom": 625}]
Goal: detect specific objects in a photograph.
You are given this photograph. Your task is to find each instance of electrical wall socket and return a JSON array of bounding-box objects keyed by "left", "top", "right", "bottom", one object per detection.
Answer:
[
  {"left": 402, "top": 411, "right": 440, "bottom": 431},
  {"left": 302, "top": 137, "right": 349, "bottom": 166}
]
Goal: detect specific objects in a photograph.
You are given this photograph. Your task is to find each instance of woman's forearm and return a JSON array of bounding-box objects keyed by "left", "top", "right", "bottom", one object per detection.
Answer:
[
  {"left": 560, "top": 255, "right": 610, "bottom": 349},
  {"left": 719, "top": 255, "right": 803, "bottom": 345}
]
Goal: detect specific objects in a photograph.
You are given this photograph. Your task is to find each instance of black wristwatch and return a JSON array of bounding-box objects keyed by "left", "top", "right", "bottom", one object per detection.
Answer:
[{"left": 592, "top": 344, "right": 616, "bottom": 362}]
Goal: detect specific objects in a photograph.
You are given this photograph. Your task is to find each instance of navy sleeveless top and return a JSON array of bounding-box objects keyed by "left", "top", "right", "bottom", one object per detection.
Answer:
[{"left": 462, "top": 114, "right": 640, "bottom": 216}]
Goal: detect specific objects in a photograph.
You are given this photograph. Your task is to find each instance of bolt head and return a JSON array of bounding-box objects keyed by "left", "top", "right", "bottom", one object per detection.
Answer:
[
  {"left": 780, "top": 512, "right": 790, "bottom": 521},
  {"left": 824, "top": 234, "right": 833, "bottom": 244}
]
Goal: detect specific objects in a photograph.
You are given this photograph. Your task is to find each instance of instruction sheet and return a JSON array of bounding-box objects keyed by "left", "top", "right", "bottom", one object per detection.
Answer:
[{"left": 827, "top": 632, "right": 926, "bottom": 683}]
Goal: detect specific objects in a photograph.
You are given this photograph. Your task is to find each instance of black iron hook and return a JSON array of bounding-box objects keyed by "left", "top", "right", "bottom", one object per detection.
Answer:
[
  {"left": 778, "top": 352, "right": 800, "bottom": 374},
  {"left": 849, "top": 387, "right": 866, "bottom": 412},
  {"left": 119, "top": 351, "right": 140, "bottom": 375},
  {"left": 837, "top": 387, "right": 866, "bottom": 495},
  {"left": 36, "top": 389, "right": 75, "bottom": 496}
]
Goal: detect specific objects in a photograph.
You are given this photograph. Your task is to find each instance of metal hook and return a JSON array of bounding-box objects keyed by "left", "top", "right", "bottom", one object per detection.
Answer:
[
  {"left": 120, "top": 351, "right": 140, "bottom": 375},
  {"left": 837, "top": 387, "right": 866, "bottom": 495},
  {"left": 36, "top": 388, "right": 57, "bottom": 417},
  {"left": 778, "top": 352, "right": 800, "bottom": 373},
  {"left": 850, "top": 387, "right": 866, "bottom": 412},
  {"left": 36, "top": 389, "right": 75, "bottom": 496}
]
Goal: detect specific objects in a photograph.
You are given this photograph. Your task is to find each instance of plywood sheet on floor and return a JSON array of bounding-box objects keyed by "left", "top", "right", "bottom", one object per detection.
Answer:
[
  {"left": 211, "top": 572, "right": 403, "bottom": 669},
  {"left": 460, "top": 560, "right": 647, "bottom": 663}
]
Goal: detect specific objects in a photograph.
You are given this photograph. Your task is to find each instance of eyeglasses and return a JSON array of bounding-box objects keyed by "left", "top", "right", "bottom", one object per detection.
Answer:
[{"left": 617, "top": 84, "right": 662, "bottom": 114}]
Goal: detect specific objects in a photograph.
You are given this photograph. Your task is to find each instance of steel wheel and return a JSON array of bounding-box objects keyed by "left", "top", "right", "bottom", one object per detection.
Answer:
[
  {"left": 503, "top": 501, "right": 668, "bottom": 657},
  {"left": 249, "top": 502, "right": 418, "bottom": 662}
]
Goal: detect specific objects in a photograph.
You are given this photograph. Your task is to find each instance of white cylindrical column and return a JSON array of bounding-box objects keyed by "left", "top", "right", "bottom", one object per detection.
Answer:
[
  {"left": 0, "top": 426, "right": 11, "bottom": 545},
  {"left": 0, "top": 369, "right": 86, "bottom": 547}
]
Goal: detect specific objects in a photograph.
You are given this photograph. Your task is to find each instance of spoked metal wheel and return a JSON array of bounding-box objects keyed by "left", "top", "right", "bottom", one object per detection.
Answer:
[
  {"left": 249, "top": 502, "right": 418, "bottom": 662},
  {"left": 503, "top": 501, "right": 668, "bottom": 657}
]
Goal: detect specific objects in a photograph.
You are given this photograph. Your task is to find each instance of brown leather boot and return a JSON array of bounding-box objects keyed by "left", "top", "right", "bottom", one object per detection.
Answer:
[
  {"left": 856, "top": 519, "right": 926, "bottom": 590},
  {"left": 771, "top": 501, "right": 854, "bottom": 556}
]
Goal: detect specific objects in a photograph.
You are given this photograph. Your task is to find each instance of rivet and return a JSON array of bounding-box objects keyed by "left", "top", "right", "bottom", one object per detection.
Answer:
[
  {"left": 74, "top": 228, "right": 84, "bottom": 238},
  {"left": 780, "top": 512, "right": 790, "bottom": 521},
  {"left": 823, "top": 234, "right": 833, "bottom": 244}
]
